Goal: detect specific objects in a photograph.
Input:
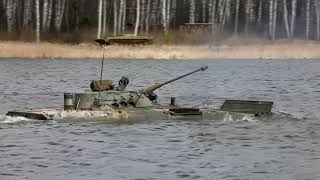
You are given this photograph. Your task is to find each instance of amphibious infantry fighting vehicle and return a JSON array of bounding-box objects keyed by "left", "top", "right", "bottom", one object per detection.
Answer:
[{"left": 6, "top": 65, "right": 273, "bottom": 122}]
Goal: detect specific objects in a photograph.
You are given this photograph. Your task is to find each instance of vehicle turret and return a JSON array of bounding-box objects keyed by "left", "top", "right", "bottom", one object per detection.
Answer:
[{"left": 91, "top": 66, "right": 208, "bottom": 109}]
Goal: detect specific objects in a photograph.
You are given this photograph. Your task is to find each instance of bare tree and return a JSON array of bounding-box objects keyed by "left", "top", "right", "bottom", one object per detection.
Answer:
[
  {"left": 315, "top": 0, "right": 320, "bottom": 40},
  {"left": 248, "top": 0, "right": 255, "bottom": 22},
  {"left": 134, "top": 0, "right": 140, "bottom": 36},
  {"left": 140, "top": 0, "right": 145, "bottom": 33},
  {"left": 189, "top": 0, "right": 195, "bottom": 23},
  {"left": 170, "top": 0, "right": 176, "bottom": 26},
  {"left": 218, "top": 0, "right": 225, "bottom": 23},
  {"left": 283, "top": 0, "right": 290, "bottom": 38},
  {"left": 201, "top": 0, "right": 206, "bottom": 23},
  {"left": 306, "top": 0, "right": 310, "bottom": 39},
  {"left": 162, "top": 0, "right": 167, "bottom": 33},
  {"left": 209, "top": 0, "right": 217, "bottom": 33},
  {"left": 102, "top": 0, "right": 107, "bottom": 37},
  {"left": 46, "top": 0, "right": 53, "bottom": 32},
  {"left": 54, "top": 0, "right": 66, "bottom": 32},
  {"left": 121, "top": 0, "right": 126, "bottom": 33},
  {"left": 290, "top": 0, "right": 297, "bottom": 37},
  {"left": 222, "top": 0, "right": 231, "bottom": 30},
  {"left": 23, "top": 0, "right": 32, "bottom": 30},
  {"left": 150, "top": 0, "right": 158, "bottom": 28},
  {"left": 97, "top": 0, "right": 103, "bottom": 39},
  {"left": 245, "top": 0, "right": 251, "bottom": 35},
  {"left": 166, "top": 0, "right": 171, "bottom": 29},
  {"left": 42, "top": 0, "right": 49, "bottom": 32},
  {"left": 257, "top": 0, "right": 263, "bottom": 24},
  {"left": 118, "top": 0, "right": 125, "bottom": 33},
  {"left": 234, "top": 0, "right": 240, "bottom": 35},
  {"left": 113, "top": 0, "right": 118, "bottom": 36},
  {"left": 269, "top": 0, "right": 273, "bottom": 39},
  {"left": 272, "top": 0, "right": 278, "bottom": 41},
  {"left": 35, "top": 0, "right": 40, "bottom": 42},
  {"left": 145, "top": 0, "right": 151, "bottom": 34},
  {"left": 208, "top": 0, "right": 213, "bottom": 23},
  {"left": 6, "top": 0, "right": 16, "bottom": 32}
]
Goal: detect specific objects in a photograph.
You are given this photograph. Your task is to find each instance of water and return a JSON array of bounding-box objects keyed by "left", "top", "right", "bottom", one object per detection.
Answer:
[{"left": 0, "top": 59, "right": 319, "bottom": 180}]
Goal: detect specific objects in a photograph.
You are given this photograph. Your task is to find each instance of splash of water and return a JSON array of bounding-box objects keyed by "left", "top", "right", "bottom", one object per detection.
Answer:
[{"left": 0, "top": 115, "right": 34, "bottom": 124}]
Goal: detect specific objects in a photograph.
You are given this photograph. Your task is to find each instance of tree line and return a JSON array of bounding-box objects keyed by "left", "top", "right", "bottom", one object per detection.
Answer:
[{"left": 0, "top": 0, "right": 319, "bottom": 43}]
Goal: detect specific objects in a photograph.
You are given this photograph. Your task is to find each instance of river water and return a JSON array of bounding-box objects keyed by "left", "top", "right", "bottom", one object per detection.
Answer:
[{"left": 0, "top": 59, "right": 319, "bottom": 180}]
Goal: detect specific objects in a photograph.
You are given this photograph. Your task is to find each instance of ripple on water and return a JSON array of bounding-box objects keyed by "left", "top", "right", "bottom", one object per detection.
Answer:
[{"left": 0, "top": 60, "right": 320, "bottom": 179}]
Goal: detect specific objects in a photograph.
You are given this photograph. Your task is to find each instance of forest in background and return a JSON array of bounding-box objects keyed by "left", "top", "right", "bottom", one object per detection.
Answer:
[{"left": 0, "top": 0, "right": 320, "bottom": 44}]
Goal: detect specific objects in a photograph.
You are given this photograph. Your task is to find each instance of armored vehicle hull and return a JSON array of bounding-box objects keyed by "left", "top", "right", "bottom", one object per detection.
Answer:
[
  {"left": 6, "top": 107, "right": 267, "bottom": 122},
  {"left": 107, "top": 35, "right": 153, "bottom": 45}
]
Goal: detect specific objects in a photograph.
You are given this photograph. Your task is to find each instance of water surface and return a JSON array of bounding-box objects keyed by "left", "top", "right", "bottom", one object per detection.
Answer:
[{"left": 0, "top": 59, "right": 319, "bottom": 180}]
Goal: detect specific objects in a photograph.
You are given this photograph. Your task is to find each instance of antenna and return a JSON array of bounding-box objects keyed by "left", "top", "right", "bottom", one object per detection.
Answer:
[
  {"left": 99, "top": 46, "right": 105, "bottom": 98},
  {"left": 95, "top": 39, "right": 110, "bottom": 98}
]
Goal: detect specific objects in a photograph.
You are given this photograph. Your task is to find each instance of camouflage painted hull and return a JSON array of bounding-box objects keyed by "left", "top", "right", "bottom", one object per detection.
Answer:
[{"left": 6, "top": 107, "right": 267, "bottom": 122}]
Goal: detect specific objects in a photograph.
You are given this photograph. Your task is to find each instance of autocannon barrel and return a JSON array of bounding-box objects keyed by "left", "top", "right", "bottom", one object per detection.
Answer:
[{"left": 143, "top": 65, "right": 208, "bottom": 94}]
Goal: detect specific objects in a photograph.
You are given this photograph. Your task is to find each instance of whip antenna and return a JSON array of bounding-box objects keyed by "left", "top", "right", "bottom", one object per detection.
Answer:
[{"left": 95, "top": 39, "right": 110, "bottom": 98}]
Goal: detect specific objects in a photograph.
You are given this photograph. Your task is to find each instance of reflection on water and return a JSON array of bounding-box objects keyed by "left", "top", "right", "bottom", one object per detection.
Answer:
[{"left": 0, "top": 59, "right": 319, "bottom": 179}]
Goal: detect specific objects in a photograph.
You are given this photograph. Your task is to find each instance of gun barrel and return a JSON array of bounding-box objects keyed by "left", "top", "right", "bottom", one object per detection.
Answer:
[
  {"left": 161, "top": 65, "right": 208, "bottom": 86},
  {"left": 143, "top": 65, "right": 208, "bottom": 94}
]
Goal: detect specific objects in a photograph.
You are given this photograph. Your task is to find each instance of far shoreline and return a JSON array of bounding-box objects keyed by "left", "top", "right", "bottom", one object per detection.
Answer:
[
  {"left": 0, "top": 57, "right": 318, "bottom": 61},
  {"left": 0, "top": 40, "right": 320, "bottom": 60}
]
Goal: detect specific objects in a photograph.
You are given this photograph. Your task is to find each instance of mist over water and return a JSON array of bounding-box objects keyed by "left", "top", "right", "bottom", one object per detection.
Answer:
[{"left": 0, "top": 59, "right": 319, "bottom": 179}]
